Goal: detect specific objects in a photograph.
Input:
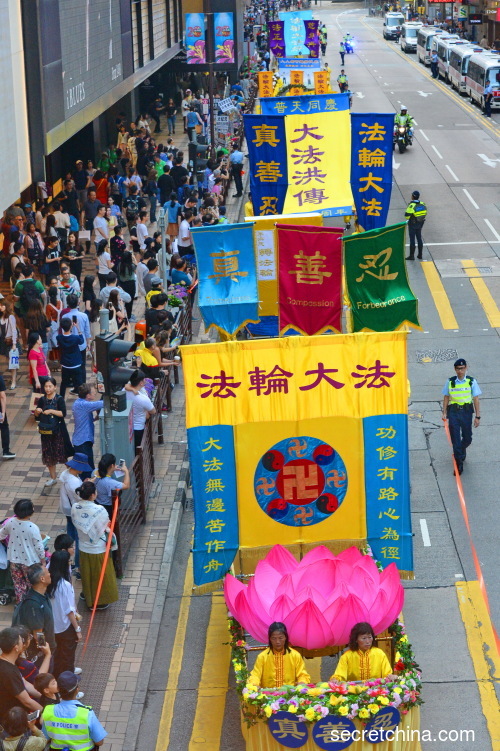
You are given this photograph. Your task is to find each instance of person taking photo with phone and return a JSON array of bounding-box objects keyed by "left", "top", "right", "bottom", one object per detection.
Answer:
[
  {"left": 11, "top": 563, "right": 56, "bottom": 669},
  {"left": 0, "top": 705, "right": 47, "bottom": 750},
  {"left": 0, "top": 628, "right": 43, "bottom": 718}
]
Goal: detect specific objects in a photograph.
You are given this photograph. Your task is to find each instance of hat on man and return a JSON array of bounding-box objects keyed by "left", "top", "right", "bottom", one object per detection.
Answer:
[
  {"left": 454, "top": 358, "right": 467, "bottom": 368},
  {"left": 23, "top": 203, "right": 32, "bottom": 209},
  {"left": 57, "top": 671, "right": 81, "bottom": 694},
  {"left": 151, "top": 276, "right": 162, "bottom": 288},
  {"left": 66, "top": 453, "right": 93, "bottom": 474},
  {"left": 411, "top": 190, "right": 420, "bottom": 199},
  {"left": 76, "top": 159, "right": 83, "bottom": 165}
]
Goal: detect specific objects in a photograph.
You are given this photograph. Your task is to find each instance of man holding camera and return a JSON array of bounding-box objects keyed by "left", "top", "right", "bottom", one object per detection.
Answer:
[{"left": 12, "top": 564, "right": 56, "bottom": 665}]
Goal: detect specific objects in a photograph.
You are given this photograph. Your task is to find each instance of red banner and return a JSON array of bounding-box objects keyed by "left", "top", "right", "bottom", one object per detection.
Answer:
[{"left": 277, "top": 224, "right": 343, "bottom": 336}]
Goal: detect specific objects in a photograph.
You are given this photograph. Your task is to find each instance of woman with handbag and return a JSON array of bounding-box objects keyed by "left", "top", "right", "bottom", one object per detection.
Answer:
[
  {"left": 0, "top": 299, "right": 19, "bottom": 389},
  {"left": 23, "top": 222, "right": 44, "bottom": 270},
  {"left": 33, "top": 376, "right": 73, "bottom": 487},
  {"left": 72, "top": 480, "right": 119, "bottom": 610}
]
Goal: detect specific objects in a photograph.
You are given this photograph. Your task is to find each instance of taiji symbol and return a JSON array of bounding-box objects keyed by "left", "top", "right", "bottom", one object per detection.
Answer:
[
  {"left": 256, "top": 477, "right": 275, "bottom": 496},
  {"left": 293, "top": 506, "right": 314, "bottom": 525},
  {"left": 288, "top": 438, "right": 308, "bottom": 458}
]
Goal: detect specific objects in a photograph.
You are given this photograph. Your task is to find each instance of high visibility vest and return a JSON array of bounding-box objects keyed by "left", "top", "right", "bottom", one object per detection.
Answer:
[
  {"left": 448, "top": 376, "right": 474, "bottom": 405},
  {"left": 405, "top": 200, "right": 427, "bottom": 224},
  {"left": 338, "top": 75, "right": 347, "bottom": 84},
  {"left": 42, "top": 704, "right": 94, "bottom": 750}
]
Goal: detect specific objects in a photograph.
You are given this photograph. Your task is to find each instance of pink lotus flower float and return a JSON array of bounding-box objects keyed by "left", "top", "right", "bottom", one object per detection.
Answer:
[{"left": 224, "top": 545, "right": 404, "bottom": 650}]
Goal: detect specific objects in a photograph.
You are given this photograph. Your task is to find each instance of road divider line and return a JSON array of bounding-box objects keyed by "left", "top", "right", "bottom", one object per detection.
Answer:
[
  {"left": 155, "top": 562, "right": 194, "bottom": 751},
  {"left": 431, "top": 144, "right": 443, "bottom": 159},
  {"left": 463, "top": 188, "right": 479, "bottom": 210},
  {"left": 445, "top": 164, "right": 459, "bottom": 181},
  {"left": 418, "top": 129, "right": 429, "bottom": 141},
  {"left": 484, "top": 218, "right": 500, "bottom": 243},
  {"left": 188, "top": 593, "right": 231, "bottom": 750},
  {"left": 420, "top": 261, "right": 459, "bottom": 330},
  {"left": 456, "top": 581, "right": 500, "bottom": 747},
  {"left": 462, "top": 259, "right": 500, "bottom": 327},
  {"left": 419, "top": 519, "right": 431, "bottom": 547}
]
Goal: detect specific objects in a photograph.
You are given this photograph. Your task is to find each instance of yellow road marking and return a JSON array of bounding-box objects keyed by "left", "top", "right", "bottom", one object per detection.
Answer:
[
  {"left": 189, "top": 593, "right": 231, "bottom": 749},
  {"left": 360, "top": 18, "right": 499, "bottom": 138},
  {"left": 155, "top": 562, "right": 194, "bottom": 751},
  {"left": 462, "top": 260, "right": 500, "bottom": 327},
  {"left": 455, "top": 582, "right": 500, "bottom": 751},
  {"left": 420, "top": 261, "right": 458, "bottom": 329}
]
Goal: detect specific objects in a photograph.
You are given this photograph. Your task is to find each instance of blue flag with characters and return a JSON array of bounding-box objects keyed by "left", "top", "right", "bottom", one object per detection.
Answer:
[
  {"left": 244, "top": 114, "right": 288, "bottom": 216},
  {"left": 350, "top": 113, "right": 394, "bottom": 231},
  {"left": 278, "top": 10, "right": 313, "bottom": 56},
  {"left": 192, "top": 222, "right": 259, "bottom": 336},
  {"left": 260, "top": 93, "right": 349, "bottom": 116}
]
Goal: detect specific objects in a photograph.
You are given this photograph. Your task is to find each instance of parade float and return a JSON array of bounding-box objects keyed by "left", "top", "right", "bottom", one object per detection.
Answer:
[{"left": 225, "top": 545, "right": 422, "bottom": 751}]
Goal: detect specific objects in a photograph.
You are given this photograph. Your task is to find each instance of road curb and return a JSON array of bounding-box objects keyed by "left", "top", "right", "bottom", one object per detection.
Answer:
[{"left": 122, "top": 463, "right": 190, "bottom": 751}]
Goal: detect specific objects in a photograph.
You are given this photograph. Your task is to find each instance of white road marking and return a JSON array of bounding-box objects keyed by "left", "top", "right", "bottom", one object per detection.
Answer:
[
  {"left": 355, "top": 92, "right": 365, "bottom": 99},
  {"left": 417, "top": 91, "right": 433, "bottom": 97},
  {"left": 419, "top": 129, "right": 429, "bottom": 141},
  {"left": 412, "top": 119, "right": 418, "bottom": 126},
  {"left": 413, "top": 240, "right": 500, "bottom": 245},
  {"left": 420, "top": 519, "right": 431, "bottom": 547},
  {"left": 484, "top": 218, "right": 500, "bottom": 243},
  {"left": 392, "top": 157, "right": 400, "bottom": 170},
  {"left": 445, "top": 165, "right": 459, "bottom": 182},
  {"left": 431, "top": 145, "right": 443, "bottom": 159},
  {"left": 462, "top": 189, "right": 479, "bottom": 210},
  {"left": 477, "top": 153, "right": 500, "bottom": 168}
]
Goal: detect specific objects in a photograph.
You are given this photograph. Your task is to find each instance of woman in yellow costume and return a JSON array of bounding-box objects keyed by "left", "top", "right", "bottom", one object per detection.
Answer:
[
  {"left": 330, "top": 622, "right": 395, "bottom": 682},
  {"left": 248, "top": 622, "right": 311, "bottom": 689}
]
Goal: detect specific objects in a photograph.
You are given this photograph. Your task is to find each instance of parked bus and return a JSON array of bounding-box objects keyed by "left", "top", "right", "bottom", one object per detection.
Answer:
[
  {"left": 466, "top": 51, "right": 500, "bottom": 110},
  {"left": 383, "top": 12, "right": 405, "bottom": 40},
  {"left": 448, "top": 45, "right": 484, "bottom": 94},
  {"left": 417, "top": 27, "right": 445, "bottom": 65},
  {"left": 436, "top": 37, "right": 467, "bottom": 82},
  {"left": 400, "top": 22, "right": 423, "bottom": 54}
]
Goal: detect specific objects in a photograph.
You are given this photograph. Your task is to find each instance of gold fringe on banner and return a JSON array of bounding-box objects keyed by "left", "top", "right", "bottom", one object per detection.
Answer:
[
  {"left": 398, "top": 570, "right": 415, "bottom": 580},
  {"left": 192, "top": 579, "right": 224, "bottom": 596},
  {"left": 236, "top": 540, "right": 369, "bottom": 575}
]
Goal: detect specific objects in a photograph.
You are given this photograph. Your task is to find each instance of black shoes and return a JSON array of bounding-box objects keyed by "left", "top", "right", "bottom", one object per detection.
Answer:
[{"left": 406, "top": 255, "right": 414, "bottom": 260}]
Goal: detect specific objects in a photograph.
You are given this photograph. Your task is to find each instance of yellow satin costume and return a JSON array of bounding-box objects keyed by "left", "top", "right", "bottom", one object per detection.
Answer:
[
  {"left": 249, "top": 648, "right": 311, "bottom": 688},
  {"left": 330, "top": 647, "right": 392, "bottom": 682}
]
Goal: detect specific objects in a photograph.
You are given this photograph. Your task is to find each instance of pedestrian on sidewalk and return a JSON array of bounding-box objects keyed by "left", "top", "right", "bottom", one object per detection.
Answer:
[
  {"left": 0, "top": 372, "right": 16, "bottom": 458},
  {"left": 47, "top": 551, "right": 83, "bottom": 678},
  {"left": 0, "top": 299, "right": 19, "bottom": 390},
  {"left": 72, "top": 385, "right": 103, "bottom": 480},
  {"left": 442, "top": 358, "right": 481, "bottom": 476},
  {"left": 42, "top": 670, "right": 107, "bottom": 748},
  {"left": 27, "top": 332, "right": 51, "bottom": 395},
  {"left": 61, "top": 295, "right": 91, "bottom": 384},
  {"left": 72, "top": 481, "right": 119, "bottom": 610},
  {"left": 11, "top": 563, "right": 56, "bottom": 659},
  {"left": 34, "top": 377, "right": 73, "bottom": 487},
  {"left": 0, "top": 500, "right": 45, "bottom": 603},
  {"left": 126, "top": 370, "right": 157, "bottom": 450},
  {"left": 93, "top": 453, "right": 130, "bottom": 516},
  {"left": 0, "top": 628, "right": 43, "bottom": 715}
]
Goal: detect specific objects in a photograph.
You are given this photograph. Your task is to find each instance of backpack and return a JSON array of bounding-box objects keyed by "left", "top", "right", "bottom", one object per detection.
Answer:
[
  {"left": 69, "top": 214, "right": 79, "bottom": 232},
  {"left": 411, "top": 201, "right": 427, "bottom": 224},
  {"left": 0, "top": 731, "right": 30, "bottom": 751},
  {"left": 19, "top": 279, "right": 42, "bottom": 310},
  {"left": 126, "top": 197, "right": 139, "bottom": 220}
]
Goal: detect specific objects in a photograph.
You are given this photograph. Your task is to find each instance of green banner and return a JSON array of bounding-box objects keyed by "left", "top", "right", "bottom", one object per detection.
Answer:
[{"left": 343, "top": 222, "right": 421, "bottom": 333}]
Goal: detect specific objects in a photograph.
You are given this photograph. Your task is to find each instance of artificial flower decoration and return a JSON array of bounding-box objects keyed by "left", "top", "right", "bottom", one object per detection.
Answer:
[{"left": 224, "top": 545, "right": 404, "bottom": 649}]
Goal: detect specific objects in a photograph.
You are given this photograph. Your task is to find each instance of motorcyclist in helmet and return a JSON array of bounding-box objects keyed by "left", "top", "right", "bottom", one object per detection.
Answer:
[{"left": 394, "top": 105, "right": 414, "bottom": 140}]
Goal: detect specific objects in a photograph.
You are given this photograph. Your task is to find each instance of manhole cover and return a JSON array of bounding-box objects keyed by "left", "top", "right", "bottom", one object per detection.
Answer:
[
  {"left": 415, "top": 348, "right": 458, "bottom": 363},
  {"left": 463, "top": 266, "right": 492, "bottom": 274}
]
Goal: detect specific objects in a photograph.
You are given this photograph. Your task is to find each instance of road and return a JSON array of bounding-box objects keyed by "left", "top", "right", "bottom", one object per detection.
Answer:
[{"left": 139, "top": 6, "right": 500, "bottom": 749}]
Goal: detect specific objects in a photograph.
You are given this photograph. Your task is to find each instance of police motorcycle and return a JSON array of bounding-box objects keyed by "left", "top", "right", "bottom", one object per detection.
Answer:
[
  {"left": 393, "top": 123, "right": 412, "bottom": 153},
  {"left": 344, "top": 34, "right": 355, "bottom": 53}
]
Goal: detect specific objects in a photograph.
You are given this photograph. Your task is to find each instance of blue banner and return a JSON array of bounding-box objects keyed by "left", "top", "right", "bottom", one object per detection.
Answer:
[
  {"left": 364, "top": 414, "right": 413, "bottom": 574},
  {"left": 278, "top": 57, "right": 321, "bottom": 69},
  {"left": 192, "top": 222, "right": 259, "bottom": 335},
  {"left": 213, "top": 12, "right": 234, "bottom": 64},
  {"left": 350, "top": 113, "right": 394, "bottom": 232},
  {"left": 185, "top": 13, "right": 206, "bottom": 64},
  {"left": 278, "top": 11, "right": 312, "bottom": 56},
  {"left": 244, "top": 114, "right": 288, "bottom": 216},
  {"left": 188, "top": 425, "right": 239, "bottom": 586},
  {"left": 261, "top": 93, "right": 349, "bottom": 116}
]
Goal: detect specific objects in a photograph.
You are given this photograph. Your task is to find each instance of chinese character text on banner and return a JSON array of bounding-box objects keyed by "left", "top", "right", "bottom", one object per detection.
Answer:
[
  {"left": 344, "top": 222, "right": 421, "bottom": 332},
  {"left": 261, "top": 93, "right": 348, "bottom": 116},
  {"left": 283, "top": 111, "right": 353, "bottom": 217},
  {"left": 277, "top": 224, "right": 343, "bottom": 336},
  {"left": 192, "top": 222, "right": 259, "bottom": 336},
  {"left": 244, "top": 114, "right": 288, "bottom": 216},
  {"left": 269, "top": 20, "right": 286, "bottom": 58},
  {"left": 278, "top": 10, "right": 313, "bottom": 55},
  {"left": 351, "top": 113, "right": 395, "bottom": 231}
]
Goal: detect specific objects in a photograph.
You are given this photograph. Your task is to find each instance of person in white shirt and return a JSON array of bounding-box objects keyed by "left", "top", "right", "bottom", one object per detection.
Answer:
[
  {"left": 96, "top": 242, "right": 113, "bottom": 289},
  {"left": 93, "top": 205, "right": 109, "bottom": 244},
  {"left": 47, "top": 549, "right": 83, "bottom": 676},
  {"left": 177, "top": 209, "right": 194, "bottom": 256},
  {"left": 0, "top": 499, "right": 45, "bottom": 604},
  {"left": 58, "top": 453, "right": 92, "bottom": 574},
  {"left": 126, "top": 369, "right": 156, "bottom": 451},
  {"left": 136, "top": 211, "right": 150, "bottom": 251}
]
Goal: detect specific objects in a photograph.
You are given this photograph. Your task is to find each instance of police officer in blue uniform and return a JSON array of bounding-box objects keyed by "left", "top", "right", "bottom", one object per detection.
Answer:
[{"left": 442, "top": 358, "right": 481, "bottom": 475}]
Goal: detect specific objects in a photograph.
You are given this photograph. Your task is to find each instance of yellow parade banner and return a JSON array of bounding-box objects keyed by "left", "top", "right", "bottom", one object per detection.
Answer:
[
  {"left": 283, "top": 111, "right": 353, "bottom": 216},
  {"left": 257, "top": 71, "right": 274, "bottom": 98},
  {"left": 289, "top": 70, "right": 304, "bottom": 96},
  {"left": 245, "top": 212, "right": 323, "bottom": 317},
  {"left": 314, "top": 70, "right": 329, "bottom": 94}
]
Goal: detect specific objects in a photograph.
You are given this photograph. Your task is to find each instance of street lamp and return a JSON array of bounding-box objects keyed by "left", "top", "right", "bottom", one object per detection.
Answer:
[{"left": 157, "top": 206, "right": 170, "bottom": 289}]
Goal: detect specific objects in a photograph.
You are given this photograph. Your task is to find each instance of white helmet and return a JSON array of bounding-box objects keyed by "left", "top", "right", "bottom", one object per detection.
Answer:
[{"left": 400, "top": 105, "right": 407, "bottom": 112}]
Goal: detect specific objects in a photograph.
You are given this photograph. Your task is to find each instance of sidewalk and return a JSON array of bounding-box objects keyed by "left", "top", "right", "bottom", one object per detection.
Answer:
[{"left": 0, "top": 115, "right": 246, "bottom": 750}]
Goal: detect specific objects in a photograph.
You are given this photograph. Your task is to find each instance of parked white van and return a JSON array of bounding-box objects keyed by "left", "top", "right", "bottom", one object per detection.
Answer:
[
  {"left": 383, "top": 12, "right": 405, "bottom": 40},
  {"left": 436, "top": 37, "right": 468, "bottom": 82},
  {"left": 466, "top": 51, "right": 500, "bottom": 110},
  {"left": 400, "top": 22, "right": 423, "bottom": 53},
  {"left": 417, "top": 27, "right": 445, "bottom": 65},
  {"left": 448, "top": 45, "right": 484, "bottom": 93}
]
